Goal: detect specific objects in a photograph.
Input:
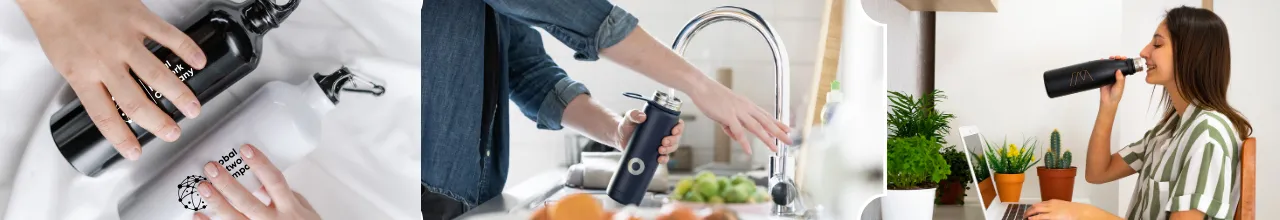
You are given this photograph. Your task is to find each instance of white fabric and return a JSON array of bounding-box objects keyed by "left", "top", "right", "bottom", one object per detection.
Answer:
[{"left": 0, "top": 0, "right": 421, "bottom": 219}]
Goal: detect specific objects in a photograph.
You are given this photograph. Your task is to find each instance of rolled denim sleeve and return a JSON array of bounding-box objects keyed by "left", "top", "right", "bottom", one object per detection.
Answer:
[
  {"left": 504, "top": 18, "right": 590, "bottom": 130},
  {"left": 483, "top": 0, "right": 638, "bottom": 61}
]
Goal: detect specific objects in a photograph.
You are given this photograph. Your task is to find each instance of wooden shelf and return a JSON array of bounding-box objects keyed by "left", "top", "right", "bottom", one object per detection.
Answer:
[{"left": 896, "top": 0, "right": 998, "bottom": 12}]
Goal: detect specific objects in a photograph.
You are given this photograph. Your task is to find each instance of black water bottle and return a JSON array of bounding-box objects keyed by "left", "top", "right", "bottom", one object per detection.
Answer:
[
  {"left": 1044, "top": 58, "right": 1146, "bottom": 98},
  {"left": 606, "top": 90, "right": 682, "bottom": 205},
  {"left": 49, "top": 0, "right": 299, "bottom": 177}
]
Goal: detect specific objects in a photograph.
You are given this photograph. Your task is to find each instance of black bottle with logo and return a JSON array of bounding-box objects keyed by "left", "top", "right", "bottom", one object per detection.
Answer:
[
  {"left": 1043, "top": 58, "right": 1146, "bottom": 98},
  {"left": 606, "top": 90, "right": 682, "bottom": 205},
  {"left": 49, "top": 0, "right": 299, "bottom": 177}
]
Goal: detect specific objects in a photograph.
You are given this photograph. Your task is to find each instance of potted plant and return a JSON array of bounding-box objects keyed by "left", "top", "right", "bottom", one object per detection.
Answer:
[
  {"left": 884, "top": 136, "right": 950, "bottom": 220},
  {"left": 1037, "top": 129, "right": 1076, "bottom": 201},
  {"left": 935, "top": 145, "right": 972, "bottom": 205},
  {"left": 971, "top": 151, "right": 996, "bottom": 208},
  {"left": 984, "top": 137, "right": 1040, "bottom": 203},
  {"left": 884, "top": 90, "right": 955, "bottom": 219},
  {"left": 888, "top": 90, "right": 956, "bottom": 142}
]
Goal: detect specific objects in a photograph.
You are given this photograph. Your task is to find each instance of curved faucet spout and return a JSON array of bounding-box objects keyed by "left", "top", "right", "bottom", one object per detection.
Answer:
[
  {"left": 671, "top": 6, "right": 801, "bottom": 216},
  {"left": 670, "top": 6, "right": 791, "bottom": 150}
]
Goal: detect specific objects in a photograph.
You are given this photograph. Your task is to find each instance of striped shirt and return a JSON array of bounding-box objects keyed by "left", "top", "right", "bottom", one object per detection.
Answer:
[{"left": 1117, "top": 104, "right": 1241, "bottom": 220}]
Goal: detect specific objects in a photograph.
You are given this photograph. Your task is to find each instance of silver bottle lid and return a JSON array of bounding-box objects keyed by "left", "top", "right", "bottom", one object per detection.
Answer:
[
  {"left": 1131, "top": 57, "right": 1146, "bottom": 72},
  {"left": 652, "top": 89, "right": 683, "bottom": 111}
]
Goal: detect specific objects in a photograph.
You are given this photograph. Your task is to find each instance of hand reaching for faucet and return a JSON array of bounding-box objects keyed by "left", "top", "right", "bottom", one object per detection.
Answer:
[
  {"left": 598, "top": 27, "right": 793, "bottom": 154},
  {"left": 689, "top": 84, "right": 793, "bottom": 154}
]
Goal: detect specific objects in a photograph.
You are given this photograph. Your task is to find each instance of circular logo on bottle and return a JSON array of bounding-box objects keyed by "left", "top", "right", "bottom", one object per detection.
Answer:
[
  {"left": 627, "top": 158, "right": 645, "bottom": 175},
  {"left": 177, "top": 175, "right": 208, "bottom": 211}
]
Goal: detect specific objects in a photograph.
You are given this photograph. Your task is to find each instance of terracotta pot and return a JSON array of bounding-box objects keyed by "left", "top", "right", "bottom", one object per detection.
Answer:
[
  {"left": 1037, "top": 166, "right": 1077, "bottom": 201},
  {"left": 978, "top": 177, "right": 996, "bottom": 209},
  {"left": 936, "top": 180, "right": 966, "bottom": 204},
  {"left": 994, "top": 173, "right": 1025, "bottom": 202}
]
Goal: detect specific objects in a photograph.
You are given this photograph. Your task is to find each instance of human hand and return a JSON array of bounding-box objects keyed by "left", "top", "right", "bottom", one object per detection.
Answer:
[
  {"left": 616, "top": 110, "right": 685, "bottom": 164},
  {"left": 1025, "top": 199, "right": 1111, "bottom": 220},
  {"left": 687, "top": 85, "right": 792, "bottom": 154},
  {"left": 1099, "top": 56, "right": 1128, "bottom": 110},
  {"left": 196, "top": 144, "right": 319, "bottom": 220},
  {"left": 17, "top": 0, "right": 206, "bottom": 160}
]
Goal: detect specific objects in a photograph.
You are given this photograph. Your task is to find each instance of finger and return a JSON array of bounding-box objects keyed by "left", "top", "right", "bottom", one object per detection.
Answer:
[
  {"left": 625, "top": 109, "right": 646, "bottom": 124},
  {"left": 101, "top": 64, "right": 183, "bottom": 143},
  {"left": 242, "top": 144, "right": 300, "bottom": 207},
  {"left": 204, "top": 161, "right": 271, "bottom": 218},
  {"left": 777, "top": 120, "right": 792, "bottom": 134},
  {"left": 662, "top": 136, "right": 676, "bottom": 148},
  {"left": 197, "top": 182, "right": 248, "bottom": 220},
  {"left": 1024, "top": 205, "right": 1044, "bottom": 217},
  {"left": 192, "top": 212, "right": 209, "bottom": 220},
  {"left": 70, "top": 82, "right": 142, "bottom": 160},
  {"left": 127, "top": 47, "right": 201, "bottom": 119},
  {"left": 1114, "top": 70, "right": 1126, "bottom": 90},
  {"left": 739, "top": 116, "right": 778, "bottom": 152},
  {"left": 723, "top": 124, "right": 753, "bottom": 155},
  {"left": 670, "top": 120, "right": 684, "bottom": 136},
  {"left": 750, "top": 110, "right": 792, "bottom": 145},
  {"left": 136, "top": 13, "right": 206, "bottom": 69},
  {"left": 658, "top": 156, "right": 669, "bottom": 164}
]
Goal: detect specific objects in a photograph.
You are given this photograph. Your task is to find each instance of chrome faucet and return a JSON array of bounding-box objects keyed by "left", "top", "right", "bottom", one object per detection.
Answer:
[{"left": 670, "top": 6, "right": 803, "bottom": 216}]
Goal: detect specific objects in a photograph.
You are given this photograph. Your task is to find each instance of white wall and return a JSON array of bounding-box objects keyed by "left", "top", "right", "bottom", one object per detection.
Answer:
[
  {"left": 1215, "top": 0, "right": 1280, "bottom": 216},
  {"left": 938, "top": 0, "right": 1277, "bottom": 217},
  {"left": 505, "top": 0, "right": 830, "bottom": 189}
]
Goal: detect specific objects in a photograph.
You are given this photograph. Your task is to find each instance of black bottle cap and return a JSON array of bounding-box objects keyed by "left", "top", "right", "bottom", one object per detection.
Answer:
[{"left": 246, "top": 0, "right": 300, "bottom": 33}]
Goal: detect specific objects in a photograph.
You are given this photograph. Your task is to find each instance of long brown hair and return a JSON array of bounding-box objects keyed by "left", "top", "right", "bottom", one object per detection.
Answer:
[{"left": 1160, "top": 6, "right": 1252, "bottom": 139}]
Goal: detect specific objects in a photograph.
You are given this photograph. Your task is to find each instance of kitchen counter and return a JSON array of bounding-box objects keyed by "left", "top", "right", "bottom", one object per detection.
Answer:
[{"left": 457, "top": 170, "right": 815, "bottom": 220}]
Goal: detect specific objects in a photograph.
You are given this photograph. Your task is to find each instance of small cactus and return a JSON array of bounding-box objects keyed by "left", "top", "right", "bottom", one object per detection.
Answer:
[{"left": 1045, "top": 129, "right": 1073, "bottom": 169}]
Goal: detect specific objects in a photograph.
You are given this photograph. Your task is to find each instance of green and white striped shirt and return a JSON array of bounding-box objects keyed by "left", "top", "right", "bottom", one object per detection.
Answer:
[{"left": 1117, "top": 104, "right": 1241, "bottom": 220}]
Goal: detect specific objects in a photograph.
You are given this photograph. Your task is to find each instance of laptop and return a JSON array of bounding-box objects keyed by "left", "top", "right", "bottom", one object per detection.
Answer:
[{"left": 958, "top": 126, "right": 1035, "bottom": 220}]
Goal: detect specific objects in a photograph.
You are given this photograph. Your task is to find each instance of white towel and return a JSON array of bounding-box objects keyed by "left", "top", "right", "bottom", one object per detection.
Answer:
[{"left": 0, "top": 0, "right": 422, "bottom": 219}]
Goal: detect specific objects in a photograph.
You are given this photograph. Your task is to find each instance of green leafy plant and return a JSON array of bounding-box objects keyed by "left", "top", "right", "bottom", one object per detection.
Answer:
[
  {"left": 1043, "top": 129, "right": 1074, "bottom": 169},
  {"left": 887, "top": 136, "right": 951, "bottom": 190},
  {"left": 971, "top": 151, "right": 990, "bottom": 181},
  {"left": 888, "top": 90, "right": 956, "bottom": 143},
  {"left": 984, "top": 137, "right": 1041, "bottom": 174},
  {"left": 936, "top": 145, "right": 973, "bottom": 204}
]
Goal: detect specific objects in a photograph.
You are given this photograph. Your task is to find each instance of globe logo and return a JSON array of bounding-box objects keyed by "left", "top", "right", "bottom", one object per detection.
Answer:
[{"left": 178, "top": 175, "right": 208, "bottom": 211}]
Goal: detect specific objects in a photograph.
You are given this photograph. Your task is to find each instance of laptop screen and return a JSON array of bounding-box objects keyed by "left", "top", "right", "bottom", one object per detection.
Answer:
[{"left": 959, "top": 127, "right": 999, "bottom": 211}]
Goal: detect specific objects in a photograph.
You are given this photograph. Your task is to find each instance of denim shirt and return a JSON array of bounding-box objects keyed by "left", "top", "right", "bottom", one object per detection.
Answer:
[{"left": 422, "top": 0, "right": 638, "bottom": 209}]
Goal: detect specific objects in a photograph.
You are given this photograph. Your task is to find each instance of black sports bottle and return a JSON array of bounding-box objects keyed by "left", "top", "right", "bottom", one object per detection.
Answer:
[
  {"left": 1043, "top": 58, "right": 1146, "bottom": 98},
  {"left": 606, "top": 90, "right": 683, "bottom": 205},
  {"left": 49, "top": 0, "right": 299, "bottom": 177}
]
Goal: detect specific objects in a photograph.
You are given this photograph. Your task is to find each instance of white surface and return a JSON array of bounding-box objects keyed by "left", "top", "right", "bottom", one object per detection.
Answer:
[
  {"left": 881, "top": 189, "right": 935, "bottom": 220},
  {"left": 0, "top": 0, "right": 420, "bottom": 219},
  {"left": 1214, "top": 0, "right": 1280, "bottom": 216},
  {"left": 839, "top": 0, "right": 890, "bottom": 218},
  {"left": 118, "top": 79, "right": 326, "bottom": 220}
]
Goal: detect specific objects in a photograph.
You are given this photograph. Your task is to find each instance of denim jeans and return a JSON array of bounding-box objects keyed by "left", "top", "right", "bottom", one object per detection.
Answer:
[{"left": 421, "top": 0, "right": 639, "bottom": 211}]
